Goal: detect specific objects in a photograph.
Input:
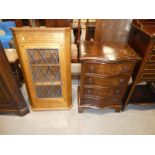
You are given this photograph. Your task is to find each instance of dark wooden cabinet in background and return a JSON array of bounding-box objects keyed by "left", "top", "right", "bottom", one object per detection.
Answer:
[
  {"left": 0, "top": 42, "right": 29, "bottom": 116},
  {"left": 78, "top": 41, "right": 140, "bottom": 113},
  {"left": 123, "top": 20, "right": 155, "bottom": 109},
  {"left": 34, "top": 19, "right": 73, "bottom": 27},
  {"left": 45, "top": 19, "right": 72, "bottom": 27}
]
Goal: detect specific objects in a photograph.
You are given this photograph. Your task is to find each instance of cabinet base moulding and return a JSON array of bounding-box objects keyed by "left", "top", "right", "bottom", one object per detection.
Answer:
[
  {"left": 30, "top": 105, "right": 73, "bottom": 111},
  {"left": 0, "top": 106, "right": 29, "bottom": 116}
]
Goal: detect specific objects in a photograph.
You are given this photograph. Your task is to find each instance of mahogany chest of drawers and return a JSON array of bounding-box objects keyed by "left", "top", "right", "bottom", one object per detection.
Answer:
[{"left": 78, "top": 42, "right": 140, "bottom": 113}]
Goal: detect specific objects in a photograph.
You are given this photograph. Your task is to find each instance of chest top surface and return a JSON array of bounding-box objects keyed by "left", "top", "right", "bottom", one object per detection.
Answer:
[{"left": 80, "top": 41, "right": 140, "bottom": 62}]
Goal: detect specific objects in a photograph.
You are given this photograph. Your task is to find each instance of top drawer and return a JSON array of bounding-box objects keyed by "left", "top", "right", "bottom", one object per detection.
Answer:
[
  {"left": 84, "top": 62, "right": 135, "bottom": 76},
  {"left": 16, "top": 32, "right": 64, "bottom": 43}
]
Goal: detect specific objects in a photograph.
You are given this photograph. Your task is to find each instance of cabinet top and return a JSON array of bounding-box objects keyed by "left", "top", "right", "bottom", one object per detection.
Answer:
[
  {"left": 11, "top": 27, "right": 70, "bottom": 32},
  {"left": 79, "top": 41, "right": 141, "bottom": 62},
  {"left": 131, "top": 20, "right": 155, "bottom": 38}
]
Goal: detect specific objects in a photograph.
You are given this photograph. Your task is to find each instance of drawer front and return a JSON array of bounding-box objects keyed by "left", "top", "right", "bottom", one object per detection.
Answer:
[
  {"left": 17, "top": 33, "right": 64, "bottom": 43},
  {"left": 83, "top": 74, "right": 130, "bottom": 87},
  {"left": 83, "top": 86, "right": 126, "bottom": 98},
  {"left": 80, "top": 97, "right": 121, "bottom": 107},
  {"left": 141, "top": 72, "right": 155, "bottom": 80},
  {"left": 144, "top": 63, "right": 155, "bottom": 71},
  {"left": 84, "top": 62, "right": 134, "bottom": 76},
  {"left": 148, "top": 54, "right": 155, "bottom": 62}
]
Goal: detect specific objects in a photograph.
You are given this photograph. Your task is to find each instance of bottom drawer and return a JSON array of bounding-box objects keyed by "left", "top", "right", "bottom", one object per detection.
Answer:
[
  {"left": 80, "top": 97, "right": 121, "bottom": 108},
  {"left": 141, "top": 72, "right": 155, "bottom": 80},
  {"left": 144, "top": 63, "right": 155, "bottom": 71}
]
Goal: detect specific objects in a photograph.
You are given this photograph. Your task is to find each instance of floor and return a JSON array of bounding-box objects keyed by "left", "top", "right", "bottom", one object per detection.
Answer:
[{"left": 0, "top": 83, "right": 155, "bottom": 135}]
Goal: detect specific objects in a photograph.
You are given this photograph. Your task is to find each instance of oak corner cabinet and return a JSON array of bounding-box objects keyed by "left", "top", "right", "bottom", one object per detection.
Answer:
[
  {"left": 78, "top": 41, "right": 140, "bottom": 113},
  {"left": 12, "top": 28, "right": 72, "bottom": 111},
  {"left": 0, "top": 42, "right": 29, "bottom": 116}
]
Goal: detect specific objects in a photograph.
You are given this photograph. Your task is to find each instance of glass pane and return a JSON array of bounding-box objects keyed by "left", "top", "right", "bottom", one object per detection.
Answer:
[{"left": 27, "top": 48, "right": 62, "bottom": 98}]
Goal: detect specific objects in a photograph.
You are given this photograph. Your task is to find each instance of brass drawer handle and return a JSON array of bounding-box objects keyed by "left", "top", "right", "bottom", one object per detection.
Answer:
[
  {"left": 88, "top": 78, "right": 93, "bottom": 83},
  {"left": 113, "top": 98, "right": 117, "bottom": 102},
  {"left": 124, "top": 66, "right": 128, "bottom": 72},
  {"left": 21, "top": 37, "right": 25, "bottom": 41},
  {"left": 87, "top": 89, "right": 91, "bottom": 95},
  {"left": 119, "top": 79, "right": 124, "bottom": 83},
  {"left": 115, "top": 89, "right": 120, "bottom": 94},
  {"left": 89, "top": 65, "right": 94, "bottom": 71}
]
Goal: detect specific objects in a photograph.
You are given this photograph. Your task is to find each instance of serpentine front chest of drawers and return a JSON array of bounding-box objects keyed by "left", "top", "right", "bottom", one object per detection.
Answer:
[{"left": 78, "top": 42, "right": 140, "bottom": 113}]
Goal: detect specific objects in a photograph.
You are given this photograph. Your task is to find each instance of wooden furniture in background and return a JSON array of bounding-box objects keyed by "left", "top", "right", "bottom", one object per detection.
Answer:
[
  {"left": 45, "top": 19, "right": 72, "bottom": 27},
  {"left": 35, "top": 19, "right": 46, "bottom": 27},
  {"left": 2, "top": 19, "right": 33, "bottom": 27},
  {"left": 34, "top": 19, "right": 72, "bottom": 27},
  {"left": 12, "top": 28, "right": 72, "bottom": 111},
  {"left": 0, "top": 42, "right": 29, "bottom": 116},
  {"left": 94, "top": 19, "right": 131, "bottom": 43},
  {"left": 14, "top": 19, "right": 32, "bottom": 27},
  {"left": 123, "top": 19, "right": 155, "bottom": 109},
  {"left": 78, "top": 41, "right": 140, "bottom": 113},
  {"left": 4, "top": 49, "right": 24, "bottom": 87},
  {"left": 85, "top": 19, "right": 96, "bottom": 41}
]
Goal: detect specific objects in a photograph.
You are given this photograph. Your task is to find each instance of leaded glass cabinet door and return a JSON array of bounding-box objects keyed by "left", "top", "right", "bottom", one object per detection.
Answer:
[
  {"left": 27, "top": 48, "right": 62, "bottom": 98},
  {"left": 12, "top": 28, "right": 72, "bottom": 110}
]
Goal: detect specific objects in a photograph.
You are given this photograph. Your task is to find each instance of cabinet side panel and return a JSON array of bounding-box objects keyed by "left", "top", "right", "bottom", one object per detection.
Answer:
[{"left": 64, "top": 29, "right": 72, "bottom": 107}]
